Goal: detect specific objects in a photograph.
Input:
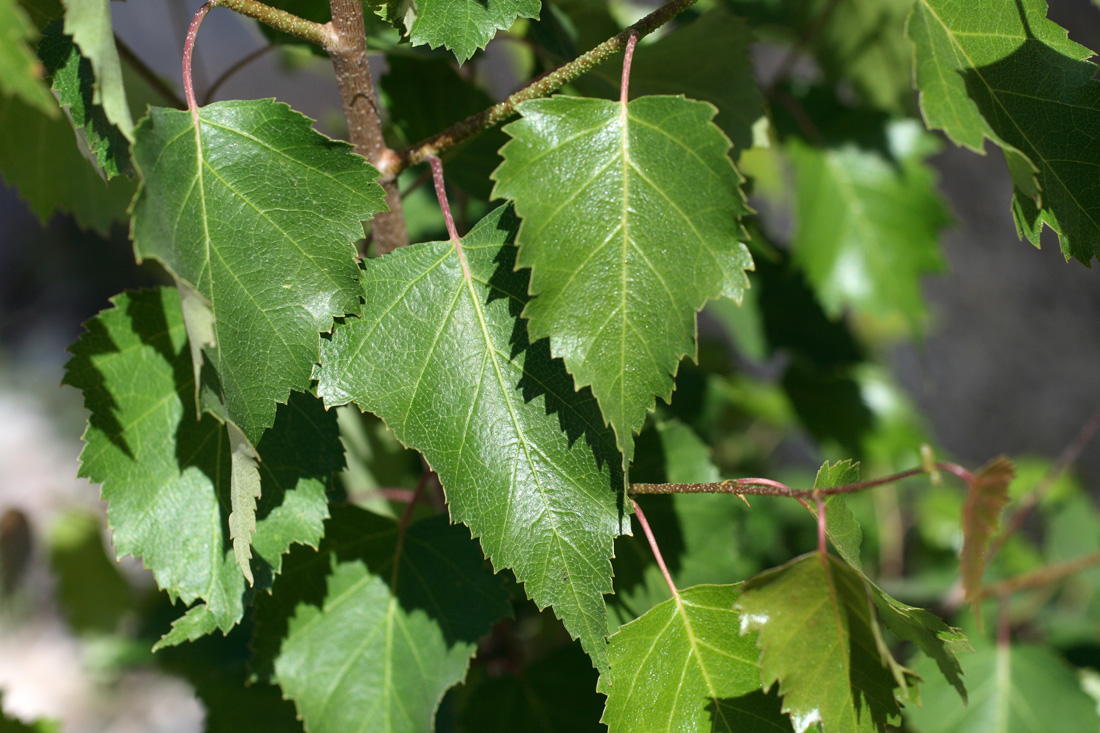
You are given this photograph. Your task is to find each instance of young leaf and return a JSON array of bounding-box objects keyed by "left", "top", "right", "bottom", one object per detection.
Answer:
[
  {"left": 960, "top": 457, "right": 1014, "bottom": 613},
  {"left": 789, "top": 120, "right": 949, "bottom": 331},
  {"left": 601, "top": 584, "right": 793, "bottom": 732},
  {"left": 492, "top": 95, "right": 753, "bottom": 464},
  {"left": 270, "top": 510, "right": 512, "bottom": 733},
  {"left": 905, "top": 640, "right": 1099, "bottom": 733},
  {"left": 60, "top": 0, "right": 132, "bottom": 139},
  {"left": 379, "top": 0, "right": 540, "bottom": 63},
  {"left": 817, "top": 460, "right": 862, "bottom": 570},
  {"left": 908, "top": 0, "right": 1100, "bottom": 264},
  {"left": 62, "top": 288, "right": 339, "bottom": 643},
  {"left": 0, "top": 92, "right": 135, "bottom": 233},
  {"left": 37, "top": 21, "right": 131, "bottom": 178},
  {"left": 737, "top": 554, "right": 917, "bottom": 733},
  {"left": 130, "top": 99, "right": 385, "bottom": 448},
  {"left": 0, "top": 0, "right": 58, "bottom": 117},
  {"left": 315, "top": 205, "right": 629, "bottom": 672}
]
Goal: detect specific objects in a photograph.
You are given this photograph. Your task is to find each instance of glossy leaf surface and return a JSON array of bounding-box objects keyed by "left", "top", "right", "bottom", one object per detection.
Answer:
[
  {"left": 493, "top": 95, "right": 752, "bottom": 464},
  {"left": 382, "top": 0, "right": 540, "bottom": 63},
  {"left": 316, "top": 205, "right": 629, "bottom": 672},
  {"left": 602, "top": 584, "right": 792, "bottom": 732}
]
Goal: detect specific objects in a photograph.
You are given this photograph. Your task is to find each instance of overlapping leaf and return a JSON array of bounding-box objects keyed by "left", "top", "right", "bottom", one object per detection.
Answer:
[
  {"left": 601, "top": 584, "right": 792, "bottom": 732},
  {"left": 960, "top": 457, "right": 1014, "bottom": 614},
  {"left": 38, "top": 21, "right": 131, "bottom": 178},
  {"left": 266, "top": 510, "right": 511, "bottom": 733},
  {"left": 130, "top": 99, "right": 385, "bottom": 447},
  {"left": 790, "top": 120, "right": 949, "bottom": 330},
  {"left": 60, "top": 0, "right": 132, "bottom": 139},
  {"left": 737, "top": 554, "right": 918, "bottom": 733},
  {"left": 905, "top": 639, "right": 1099, "bottom": 733},
  {"left": 62, "top": 288, "right": 338, "bottom": 645},
  {"left": 0, "top": 0, "right": 57, "bottom": 116},
  {"left": 378, "top": 0, "right": 540, "bottom": 63},
  {"left": 0, "top": 91, "right": 134, "bottom": 233},
  {"left": 315, "top": 205, "right": 629, "bottom": 672},
  {"left": 492, "top": 95, "right": 752, "bottom": 465},
  {"left": 908, "top": 0, "right": 1100, "bottom": 264}
]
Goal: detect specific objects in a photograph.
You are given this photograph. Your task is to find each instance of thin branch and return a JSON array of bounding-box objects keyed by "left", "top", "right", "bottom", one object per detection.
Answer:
[
  {"left": 394, "top": 0, "right": 700, "bottom": 173},
  {"left": 216, "top": 0, "right": 330, "bottom": 46},
  {"left": 202, "top": 43, "right": 276, "bottom": 105},
  {"left": 633, "top": 500, "right": 678, "bottom": 597},
  {"left": 988, "top": 400, "right": 1100, "bottom": 559},
  {"left": 630, "top": 464, "right": 970, "bottom": 499},
  {"left": 327, "top": 0, "right": 408, "bottom": 253},
  {"left": 980, "top": 550, "right": 1100, "bottom": 600},
  {"left": 116, "top": 36, "right": 185, "bottom": 109}
]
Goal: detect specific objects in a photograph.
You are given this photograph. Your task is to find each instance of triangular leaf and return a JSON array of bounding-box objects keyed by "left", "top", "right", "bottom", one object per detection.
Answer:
[
  {"left": 130, "top": 99, "right": 386, "bottom": 447},
  {"left": 62, "top": 288, "right": 339, "bottom": 642},
  {"left": 315, "top": 205, "right": 629, "bottom": 672},
  {"left": 60, "top": 0, "right": 132, "bottom": 139},
  {"left": 908, "top": 0, "right": 1100, "bottom": 264},
  {"left": 492, "top": 95, "right": 752, "bottom": 464},
  {"left": 381, "top": 0, "right": 541, "bottom": 63},
  {"left": 960, "top": 457, "right": 1014, "bottom": 613},
  {"left": 601, "top": 584, "right": 793, "bottom": 732},
  {"left": 737, "top": 554, "right": 917, "bottom": 733},
  {"left": 266, "top": 509, "right": 511, "bottom": 733},
  {"left": 0, "top": 0, "right": 58, "bottom": 116}
]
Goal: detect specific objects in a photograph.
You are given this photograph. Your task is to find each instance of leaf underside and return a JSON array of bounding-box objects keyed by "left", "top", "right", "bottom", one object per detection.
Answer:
[
  {"left": 316, "top": 205, "right": 629, "bottom": 673},
  {"left": 959, "top": 457, "right": 1014, "bottom": 613},
  {"left": 493, "top": 95, "right": 752, "bottom": 465}
]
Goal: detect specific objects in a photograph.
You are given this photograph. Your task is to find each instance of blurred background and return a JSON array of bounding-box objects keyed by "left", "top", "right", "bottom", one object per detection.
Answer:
[{"left": 1, "top": 0, "right": 1099, "bottom": 729}]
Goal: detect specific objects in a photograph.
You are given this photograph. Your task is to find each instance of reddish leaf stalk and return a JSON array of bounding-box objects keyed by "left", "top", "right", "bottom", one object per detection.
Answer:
[
  {"left": 632, "top": 500, "right": 678, "bottom": 597},
  {"left": 182, "top": 2, "right": 214, "bottom": 125},
  {"left": 428, "top": 155, "right": 472, "bottom": 283},
  {"left": 816, "top": 495, "right": 828, "bottom": 564},
  {"left": 394, "top": 0, "right": 700, "bottom": 172},
  {"left": 620, "top": 30, "right": 639, "bottom": 105}
]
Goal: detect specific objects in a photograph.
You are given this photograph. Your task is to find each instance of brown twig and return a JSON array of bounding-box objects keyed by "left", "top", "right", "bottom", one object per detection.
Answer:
[
  {"left": 327, "top": 0, "right": 408, "bottom": 254},
  {"left": 202, "top": 43, "right": 276, "bottom": 105},
  {"left": 393, "top": 0, "right": 700, "bottom": 173},
  {"left": 980, "top": 550, "right": 1100, "bottom": 600},
  {"left": 116, "top": 36, "right": 185, "bottom": 109}
]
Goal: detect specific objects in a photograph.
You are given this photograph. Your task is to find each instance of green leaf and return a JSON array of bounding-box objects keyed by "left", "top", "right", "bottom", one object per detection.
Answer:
[
  {"left": 382, "top": 0, "right": 541, "bottom": 63},
  {"left": 38, "top": 21, "right": 132, "bottom": 178},
  {"left": 960, "top": 457, "right": 1014, "bottom": 614},
  {"left": 905, "top": 640, "right": 1099, "bottom": 733},
  {"left": 380, "top": 53, "right": 493, "bottom": 145},
  {"left": 601, "top": 584, "right": 792, "bottom": 732},
  {"left": 818, "top": 460, "right": 863, "bottom": 570},
  {"left": 492, "top": 95, "right": 752, "bottom": 464},
  {"left": 581, "top": 10, "right": 764, "bottom": 153},
  {"left": 789, "top": 120, "right": 949, "bottom": 330},
  {"left": 62, "top": 288, "right": 339, "bottom": 642},
  {"left": 130, "top": 99, "right": 385, "bottom": 448},
  {"left": 0, "top": 0, "right": 58, "bottom": 116},
  {"left": 0, "top": 92, "right": 135, "bottom": 234},
  {"left": 737, "top": 554, "right": 917, "bottom": 733},
  {"left": 269, "top": 509, "right": 511, "bottom": 733},
  {"left": 60, "top": 0, "right": 132, "bottom": 139},
  {"left": 315, "top": 205, "right": 629, "bottom": 672},
  {"left": 908, "top": 0, "right": 1100, "bottom": 264}
]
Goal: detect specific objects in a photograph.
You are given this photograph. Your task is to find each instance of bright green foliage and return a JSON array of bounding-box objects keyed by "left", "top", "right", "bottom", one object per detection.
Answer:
[
  {"left": 493, "top": 95, "right": 752, "bottom": 464},
  {"left": 130, "top": 99, "right": 385, "bottom": 448},
  {"left": 315, "top": 205, "right": 629, "bottom": 672},
  {"left": 0, "top": 92, "right": 134, "bottom": 233},
  {"left": 63, "top": 288, "right": 338, "bottom": 643},
  {"left": 906, "top": 640, "right": 1100, "bottom": 733},
  {"left": 380, "top": 0, "right": 540, "bottom": 63},
  {"left": 738, "top": 554, "right": 917, "bottom": 733},
  {"left": 60, "top": 0, "right": 131, "bottom": 139},
  {"left": 271, "top": 510, "right": 511, "bottom": 733},
  {"left": 38, "top": 22, "right": 131, "bottom": 177},
  {"left": 790, "top": 120, "right": 949, "bottom": 330},
  {"left": 601, "top": 584, "right": 792, "bottom": 732},
  {"left": 0, "top": 0, "right": 58, "bottom": 116},
  {"left": 960, "top": 457, "right": 1014, "bottom": 612},
  {"left": 908, "top": 0, "right": 1100, "bottom": 264}
]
